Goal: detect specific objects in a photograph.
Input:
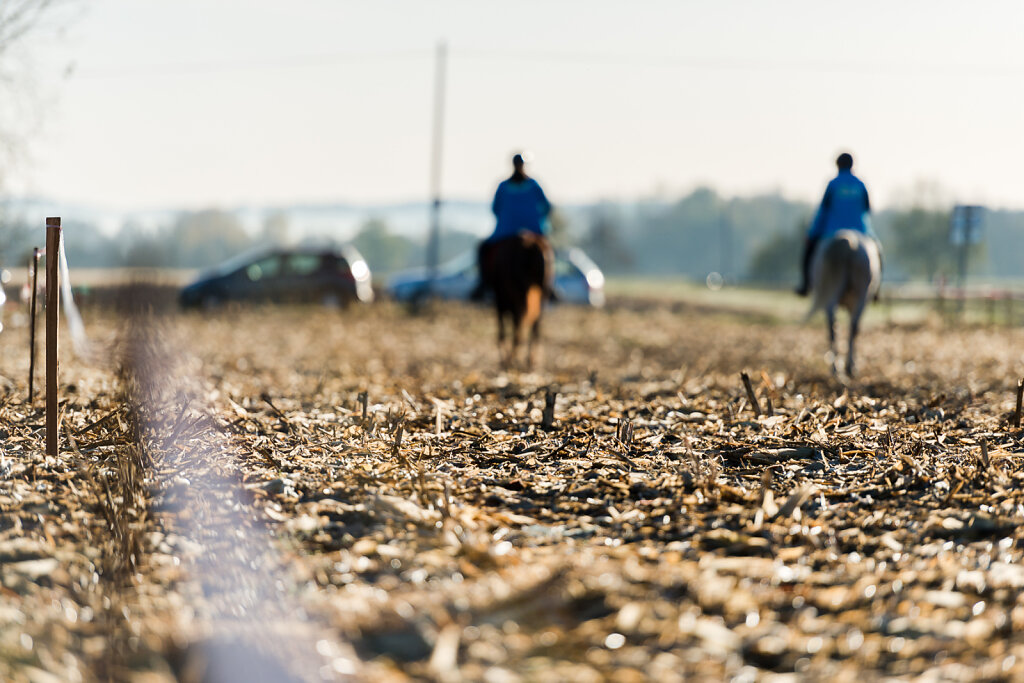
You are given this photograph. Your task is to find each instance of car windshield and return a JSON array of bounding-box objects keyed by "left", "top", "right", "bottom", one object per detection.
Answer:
[
  {"left": 562, "top": 248, "right": 599, "bottom": 273},
  {"left": 554, "top": 257, "right": 581, "bottom": 278},
  {"left": 439, "top": 250, "right": 477, "bottom": 277}
]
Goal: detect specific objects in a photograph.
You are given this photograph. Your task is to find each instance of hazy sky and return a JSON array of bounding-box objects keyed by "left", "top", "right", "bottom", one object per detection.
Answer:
[{"left": 13, "top": 0, "right": 1024, "bottom": 211}]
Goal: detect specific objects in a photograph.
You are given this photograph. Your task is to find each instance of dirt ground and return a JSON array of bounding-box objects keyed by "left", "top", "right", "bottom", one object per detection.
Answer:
[{"left": 2, "top": 297, "right": 1024, "bottom": 682}]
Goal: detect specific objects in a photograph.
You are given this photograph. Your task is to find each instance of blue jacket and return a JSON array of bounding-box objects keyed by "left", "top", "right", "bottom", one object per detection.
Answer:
[
  {"left": 490, "top": 177, "right": 551, "bottom": 241},
  {"left": 808, "top": 169, "right": 874, "bottom": 241}
]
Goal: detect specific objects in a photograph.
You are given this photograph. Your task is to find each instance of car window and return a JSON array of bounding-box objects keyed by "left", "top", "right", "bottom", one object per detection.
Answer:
[
  {"left": 287, "top": 253, "right": 321, "bottom": 276},
  {"left": 246, "top": 255, "right": 283, "bottom": 281}
]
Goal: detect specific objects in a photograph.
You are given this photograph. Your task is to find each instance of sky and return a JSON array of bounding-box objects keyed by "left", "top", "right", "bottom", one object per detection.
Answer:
[{"left": 9, "top": 0, "right": 1024, "bottom": 212}]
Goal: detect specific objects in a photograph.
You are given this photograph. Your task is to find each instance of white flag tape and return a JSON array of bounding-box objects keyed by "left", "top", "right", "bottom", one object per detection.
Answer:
[{"left": 58, "top": 232, "right": 91, "bottom": 358}]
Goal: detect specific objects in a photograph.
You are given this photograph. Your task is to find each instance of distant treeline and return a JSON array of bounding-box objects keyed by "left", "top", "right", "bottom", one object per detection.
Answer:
[
  {"left": 1, "top": 189, "right": 1021, "bottom": 284},
  {"left": 577, "top": 188, "right": 1020, "bottom": 285},
  {"left": 0, "top": 208, "right": 482, "bottom": 277}
]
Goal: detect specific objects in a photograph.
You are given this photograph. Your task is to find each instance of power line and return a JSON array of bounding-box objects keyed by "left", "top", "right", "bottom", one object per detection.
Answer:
[
  {"left": 74, "top": 48, "right": 432, "bottom": 79},
  {"left": 455, "top": 48, "right": 1024, "bottom": 77},
  {"left": 70, "top": 46, "right": 1024, "bottom": 80}
]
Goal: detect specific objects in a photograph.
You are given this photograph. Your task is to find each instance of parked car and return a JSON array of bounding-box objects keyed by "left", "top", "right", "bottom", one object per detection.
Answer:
[
  {"left": 387, "top": 247, "right": 605, "bottom": 307},
  {"left": 179, "top": 245, "right": 373, "bottom": 309}
]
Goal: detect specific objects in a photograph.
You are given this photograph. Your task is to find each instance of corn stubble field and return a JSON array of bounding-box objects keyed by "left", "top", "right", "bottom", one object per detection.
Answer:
[{"left": 3, "top": 295, "right": 1024, "bottom": 682}]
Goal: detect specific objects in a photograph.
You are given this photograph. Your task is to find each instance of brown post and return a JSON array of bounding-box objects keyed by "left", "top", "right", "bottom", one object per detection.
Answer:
[
  {"left": 1014, "top": 378, "right": 1023, "bottom": 430},
  {"left": 46, "top": 218, "right": 60, "bottom": 457},
  {"left": 741, "top": 371, "right": 763, "bottom": 417},
  {"left": 28, "top": 248, "right": 40, "bottom": 403},
  {"left": 541, "top": 387, "right": 556, "bottom": 430}
]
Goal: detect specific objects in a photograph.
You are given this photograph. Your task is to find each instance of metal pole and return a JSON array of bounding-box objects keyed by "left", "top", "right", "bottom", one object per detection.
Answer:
[
  {"left": 718, "top": 200, "right": 731, "bottom": 284},
  {"left": 426, "top": 41, "right": 447, "bottom": 294},
  {"left": 28, "top": 248, "right": 40, "bottom": 403},
  {"left": 46, "top": 218, "right": 60, "bottom": 457},
  {"left": 959, "top": 239, "right": 968, "bottom": 295},
  {"left": 953, "top": 205, "right": 970, "bottom": 317},
  {"left": 958, "top": 240, "right": 968, "bottom": 317}
]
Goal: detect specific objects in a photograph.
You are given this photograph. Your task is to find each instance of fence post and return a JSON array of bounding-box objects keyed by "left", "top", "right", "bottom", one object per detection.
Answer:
[
  {"left": 46, "top": 218, "right": 60, "bottom": 457},
  {"left": 28, "top": 248, "right": 40, "bottom": 403}
]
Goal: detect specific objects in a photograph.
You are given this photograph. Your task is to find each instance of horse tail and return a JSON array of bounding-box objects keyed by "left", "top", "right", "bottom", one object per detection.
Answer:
[
  {"left": 519, "top": 233, "right": 546, "bottom": 331},
  {"left": 806, "top": 233, "right": 854, "bottom": 320},
  {"left": 523, "top": 284, "right": 543, "bottom": 331},
  {"left": 813, "top": 267, "right": 849, "bottom": 315},
  {"left": 519, "top": 232, "right": 551, "bottom": 287}
]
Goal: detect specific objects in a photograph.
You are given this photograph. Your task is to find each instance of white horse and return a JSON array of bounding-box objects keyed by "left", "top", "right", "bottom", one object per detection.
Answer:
[{"left": 807, "top": 229, "right": 881, "bottom": 378}]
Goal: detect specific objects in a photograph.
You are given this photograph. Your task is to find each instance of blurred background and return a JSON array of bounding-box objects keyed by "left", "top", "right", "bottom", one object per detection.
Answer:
[{"left": 1, "top": 0, "right": 1022, "bottom": 291}]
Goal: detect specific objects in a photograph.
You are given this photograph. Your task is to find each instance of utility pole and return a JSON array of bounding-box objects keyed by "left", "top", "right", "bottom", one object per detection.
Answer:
[
  {"left": 425, "top": 41, "right": 447, "bottom": 297},
  {"left": 718, "top": 199, "right": 732, "bottom": 285},
  {"left": 46, "top": 218, "right": 60, "bottom": 457},
  {"left": 950, "top": 204, "right": 984, "bottom": 315}
]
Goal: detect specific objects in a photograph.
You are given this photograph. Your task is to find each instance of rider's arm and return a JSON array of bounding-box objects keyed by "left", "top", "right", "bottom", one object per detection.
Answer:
[
  {"left": 534, "top": 180, "right": 552, "bottom": 217},
  {"left": 808, "top": 184, "right": 833, "bottom": 239},
  {"left": 492, "top": 183, "right": 504, "bottom": 217},
  {"left": 862, "top": 185, "right": 878, "bottom": 240}
]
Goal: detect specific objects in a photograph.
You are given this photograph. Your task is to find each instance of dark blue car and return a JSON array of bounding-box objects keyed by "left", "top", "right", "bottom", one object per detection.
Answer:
[{"left": 180, "top": 245, "right": 373, "bottom": 309}]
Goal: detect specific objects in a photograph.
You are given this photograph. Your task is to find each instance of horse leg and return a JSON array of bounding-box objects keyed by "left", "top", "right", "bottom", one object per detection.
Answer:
[
  {"left": 507, "top": 307, "right": 524, "bottom": 368},
  {"left": 826, "top": 306, "right": 839, "bottom": 375},
  {"left": 497, "top": 307, "right": 510, "bottom": 369},
  {"left": 527, "top": 314, "right": 541, "bottom": 369},
  {"left": 523, "top": 285, "right": 543, "bottom": 369},
  {"left": 846, "top": 299, "right": 867, "bottom": 378}
]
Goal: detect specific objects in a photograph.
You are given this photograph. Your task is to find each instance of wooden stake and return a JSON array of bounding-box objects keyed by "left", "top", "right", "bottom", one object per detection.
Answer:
[
  {"left": 541, "top": 387, "right": 556, "bottom": 431},
  {"left": 46, "top": 218, "right": 60, "bottom": 457},
  {"left": 1014, "top": 378, "right": 1023, "bottom": 430},
  {"left": 740, "top": 371, "right": 762, "bottom": 416},
  {"left": 28, "top": 248, "right": 40, "bottom": 403},
  {"left": 759, "top": 370, "right": 776, "bottom": 417}
]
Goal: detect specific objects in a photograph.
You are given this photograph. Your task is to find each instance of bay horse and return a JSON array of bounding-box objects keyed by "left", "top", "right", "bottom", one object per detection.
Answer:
[
  {"left": 807, "top": 229, "right": 881, "bottom": 379},
  {"left": 480, "top": 232, "right": 552, "bottom": 369}
]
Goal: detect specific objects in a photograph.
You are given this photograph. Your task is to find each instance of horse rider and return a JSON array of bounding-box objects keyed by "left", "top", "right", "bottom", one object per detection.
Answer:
[
  {"left": 796, "top": 152, "right": 880, "bottom": 297},
  {"left": 472, "top": 153, "right": 555, "bottom": 300}
]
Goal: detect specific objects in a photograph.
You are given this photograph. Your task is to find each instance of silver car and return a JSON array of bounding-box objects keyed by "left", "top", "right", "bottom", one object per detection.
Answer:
[{"left": 387, "top": 247, "right": 605, "bottom": 307}]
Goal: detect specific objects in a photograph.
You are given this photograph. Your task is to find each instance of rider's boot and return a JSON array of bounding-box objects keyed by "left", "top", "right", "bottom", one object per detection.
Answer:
[
  {"left": 471, "top": 241, "right": 492, "bottom": 301},
  {"left": 794, "top": 237, "right": 817, "bottom": 297}
]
